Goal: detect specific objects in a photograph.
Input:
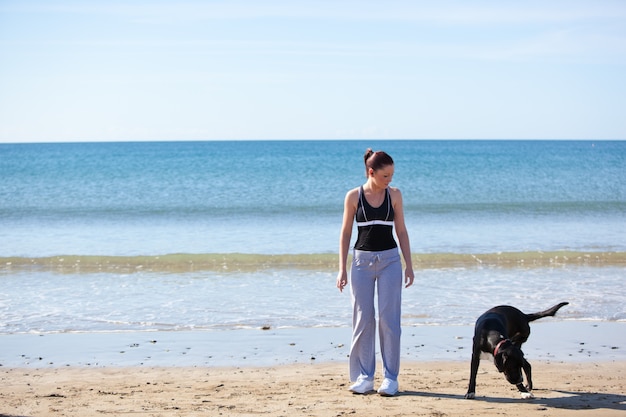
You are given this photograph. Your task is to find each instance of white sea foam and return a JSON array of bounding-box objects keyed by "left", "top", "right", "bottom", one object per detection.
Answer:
[{"left": 1, "top": 265, "right": 623, "bottom": 335}]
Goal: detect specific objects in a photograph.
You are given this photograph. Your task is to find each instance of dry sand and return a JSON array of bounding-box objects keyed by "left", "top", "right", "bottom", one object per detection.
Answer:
[{"left": 2, "top": 360, "right": 624, "bottom": 417}]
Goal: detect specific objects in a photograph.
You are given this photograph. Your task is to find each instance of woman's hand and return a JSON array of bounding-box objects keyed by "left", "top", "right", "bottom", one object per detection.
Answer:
[
  {"left": 404, "top": 268, "right": 415, "bottom": 288},
  {"left": 336, "top": 271, "right": 348, "bottom": 292}
]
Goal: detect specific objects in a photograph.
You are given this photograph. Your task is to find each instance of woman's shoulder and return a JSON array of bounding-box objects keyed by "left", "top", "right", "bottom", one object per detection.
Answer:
[
  {"left": 347, "top": 185, "right": 363, "bottom": 194},
  {"left": 388, "top": 186, "right": 403, "bottom": 202},
  {"left": 346, "top": 186, "right": 361, "bottom": 199},
  {"left": 343, "top": 187, "right": 361, "bottom": 209},
  {"left": 388, "top": 186, "right": 402, "bottom": 195}
]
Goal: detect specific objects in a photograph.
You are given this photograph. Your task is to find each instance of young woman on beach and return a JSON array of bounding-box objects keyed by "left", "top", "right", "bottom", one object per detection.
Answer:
[{"left": 336, "top": 149, "right": 415, "bottom": 396}]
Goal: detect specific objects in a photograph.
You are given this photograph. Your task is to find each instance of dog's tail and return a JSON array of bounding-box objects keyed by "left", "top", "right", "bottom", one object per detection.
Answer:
[{"left": 525, "top": 302, "right": 569, "bottom": 322}]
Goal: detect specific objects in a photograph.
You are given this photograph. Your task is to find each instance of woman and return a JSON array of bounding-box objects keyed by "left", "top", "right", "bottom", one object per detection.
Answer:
[{"left": 336, "top": 148, "right": 415, "bottom": 396}]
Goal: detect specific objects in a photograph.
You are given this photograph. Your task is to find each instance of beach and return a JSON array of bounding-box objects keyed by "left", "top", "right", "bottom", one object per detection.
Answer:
[
  {"left": 2, "top": 322, "right": 625, "bottom": 416},
  {"left": 2, "top": 361, "right": 624, "bottom": 416}
]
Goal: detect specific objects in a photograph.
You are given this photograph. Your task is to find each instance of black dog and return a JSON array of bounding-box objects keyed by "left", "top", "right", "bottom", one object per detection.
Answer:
[{"left": 465, "top": 302, "right": 568, "bottom": 399}]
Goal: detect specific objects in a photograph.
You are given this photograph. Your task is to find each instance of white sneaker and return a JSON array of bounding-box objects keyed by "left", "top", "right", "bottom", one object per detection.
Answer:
[
  {"left": 377, "top": 378, "right": 398, "bottom": 396},
  {"left": 349, "top": 376, "right": 374, "bottom": 394}
]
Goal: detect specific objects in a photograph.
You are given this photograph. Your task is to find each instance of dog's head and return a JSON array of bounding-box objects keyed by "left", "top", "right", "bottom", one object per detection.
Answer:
[{"left": 494, "top": 340, "right": 525, "bottom": 385}]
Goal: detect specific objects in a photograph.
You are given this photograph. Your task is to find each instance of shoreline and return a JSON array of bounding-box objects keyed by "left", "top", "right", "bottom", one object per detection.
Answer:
[{"left": 2, "top": 321, "right": 624, "bottom": 368}]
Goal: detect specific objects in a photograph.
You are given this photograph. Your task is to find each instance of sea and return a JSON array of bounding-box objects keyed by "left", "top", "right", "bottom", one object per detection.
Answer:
[{"left": 1, "top": 140, "right": 625, "bottom": 339}]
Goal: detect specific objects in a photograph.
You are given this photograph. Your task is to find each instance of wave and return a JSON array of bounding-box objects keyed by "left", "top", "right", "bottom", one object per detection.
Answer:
[
  {"left": 3, "top": 200, "right": 624, "bottom": 219},
  {"left": 1, "top": 251, "right": 624, "bottom": 274}
]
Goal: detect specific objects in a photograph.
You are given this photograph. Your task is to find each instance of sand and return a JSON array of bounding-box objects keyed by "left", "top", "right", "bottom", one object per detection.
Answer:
[
  {"left": 1, "top": 360, "right": 625, "bottom": 417},
  {"left": 2, "top": 322, "right": 624, "bottom": 416}
]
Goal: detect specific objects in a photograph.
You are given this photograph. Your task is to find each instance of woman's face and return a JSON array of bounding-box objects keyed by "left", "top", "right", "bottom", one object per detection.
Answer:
[{"left": 370, "top": 164, "right": 394, "bottom": 188}]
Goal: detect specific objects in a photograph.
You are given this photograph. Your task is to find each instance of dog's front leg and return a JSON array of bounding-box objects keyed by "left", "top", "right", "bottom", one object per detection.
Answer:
[
  {"left": 516, "top": 382, "right": 534, "bottom": 399},
  {"left": 517, "top": 359, "right": 534, "bottom": 399},
  {"left": 522, "top": 358, "right": 533, "bottom": 390},
  {"left": 464, "top": 349, "right": 481, "bottom": 399}
]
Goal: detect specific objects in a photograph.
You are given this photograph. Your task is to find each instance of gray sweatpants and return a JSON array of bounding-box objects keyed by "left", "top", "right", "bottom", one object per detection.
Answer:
[{"left": 349, "top": 247, "right": 403, "bottom": 382}]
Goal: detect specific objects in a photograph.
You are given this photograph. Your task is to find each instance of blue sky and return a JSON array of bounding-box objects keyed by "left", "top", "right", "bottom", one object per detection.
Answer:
[{"left": 1, "top": 1, "right": 625, "bottom": 142}]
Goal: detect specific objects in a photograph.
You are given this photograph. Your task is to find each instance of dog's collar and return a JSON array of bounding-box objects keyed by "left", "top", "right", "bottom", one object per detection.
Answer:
[{"left": 493, "top": 339, "right": 509, "bottom": 356}]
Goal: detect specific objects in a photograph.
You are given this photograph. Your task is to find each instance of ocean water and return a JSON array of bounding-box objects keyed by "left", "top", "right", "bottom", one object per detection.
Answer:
[{"left": 0, "top": 140, "right": 625, "bottom": 335}]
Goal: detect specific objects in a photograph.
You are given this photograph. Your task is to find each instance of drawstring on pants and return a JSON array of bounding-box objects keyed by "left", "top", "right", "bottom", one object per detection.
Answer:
[{"left": 368, "top": 254, "right": 382, "bottom": 266}]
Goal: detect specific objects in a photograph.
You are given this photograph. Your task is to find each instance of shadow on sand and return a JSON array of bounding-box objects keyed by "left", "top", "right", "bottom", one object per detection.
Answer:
[{"left": 400, "top": 388, "right": 626, "bottom": 412}]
